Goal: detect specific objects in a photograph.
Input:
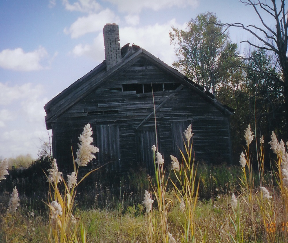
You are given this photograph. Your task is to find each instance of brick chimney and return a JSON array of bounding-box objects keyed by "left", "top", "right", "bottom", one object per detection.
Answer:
[{"left": 103, "top": 23, "right": 121, "bottom": 70}]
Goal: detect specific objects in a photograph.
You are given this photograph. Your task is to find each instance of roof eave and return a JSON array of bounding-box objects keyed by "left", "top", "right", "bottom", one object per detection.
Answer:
[
  {"left": 45, "top": 46, "right": 233, "bottom": 129},
  {"left": 45, "top": 48, "right": 144, "bottom": 128}
]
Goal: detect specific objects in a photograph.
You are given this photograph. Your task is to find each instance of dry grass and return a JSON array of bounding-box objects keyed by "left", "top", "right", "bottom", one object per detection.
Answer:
[
  {"left": 6, "top": 154, "right": 34, "bottom": 170},
  {"left": 0, "top": 209, "right": 49, "bottom": 243},
  {"left": 1, "top": 124, "right": 288, "bottom": 242},
  {"left": 1, "top": 189, "right": 287, "bottom": 242}
]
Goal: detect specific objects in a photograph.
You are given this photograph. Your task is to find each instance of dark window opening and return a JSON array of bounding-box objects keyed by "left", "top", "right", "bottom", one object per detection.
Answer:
[
  {"left": 122, "top": 84, "right": 143, "bottom": 94},
  {"left": 164, "top": 83, "right": 180, "bottom": 91},
  {"left": 153, "top": 84, "right": 163, "bottom": 92},
  {"left": 143, "top": 84, "right": 163, "bottom": 93},
  {"left": 122, "top": 83, "right": 179, "bottom": 94},
  {"left": 144, "top": 84, "right": 152, "bottom": 93}
]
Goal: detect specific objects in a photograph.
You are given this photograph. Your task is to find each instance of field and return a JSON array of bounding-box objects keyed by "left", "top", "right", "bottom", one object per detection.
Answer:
[{"left": 1, "top": 124, "right": 288, "bottom": 242}]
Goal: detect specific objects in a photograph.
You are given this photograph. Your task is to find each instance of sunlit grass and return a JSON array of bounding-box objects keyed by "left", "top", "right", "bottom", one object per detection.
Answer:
[
  {"left": 1, "top": 190, "right": 287, "bottom": 242},
  {"left": 1, "top": 123, "right": 288, "bottom": 242}
]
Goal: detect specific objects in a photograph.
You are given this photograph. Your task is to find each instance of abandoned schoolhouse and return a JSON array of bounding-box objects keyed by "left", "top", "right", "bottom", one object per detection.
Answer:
[{"left": 44, "top": 23, "right": 233, "bottom": 173}]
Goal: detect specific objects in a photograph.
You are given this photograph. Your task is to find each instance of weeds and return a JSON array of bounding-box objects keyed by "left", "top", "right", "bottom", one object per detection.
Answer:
[
  {"left": 2, "top": 123, "right": 288, "bottom": 242},
  {"left": 170, "top": 125, "right": 199, "bottom": 242},
  {"left": 46, "top": 123, "right": 102, "bottom": 243},
  {"left": 145, "top": 124, "right": 199, "bottom": 242}
]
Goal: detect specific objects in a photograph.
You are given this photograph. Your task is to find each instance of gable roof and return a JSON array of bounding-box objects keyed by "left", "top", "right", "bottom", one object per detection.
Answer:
[{"left": 44, "top": 44, "right": 233, "bottom": 129}]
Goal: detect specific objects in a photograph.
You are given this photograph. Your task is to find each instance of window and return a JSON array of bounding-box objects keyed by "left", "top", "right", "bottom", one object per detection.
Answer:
[
  {"left": 136, "top": 129, "right": 157, "bottom": 174},
  {"left": 122, "top": 84, "right": 143, "bottom": 94},
  {"left": 144, "top": 84, "right": 163, "bottom": 93},
  {"left": 122, "top": 83, "right": 180, "bottom": 94},
  {"left": 171, "top": 121, "right": 192, "bottom": 158},
  {"left": 164, "top": 83, "right": 180, "bottom": 91},
  {"left": 96, "top": 124, "right": 120, "bottom": 170}
]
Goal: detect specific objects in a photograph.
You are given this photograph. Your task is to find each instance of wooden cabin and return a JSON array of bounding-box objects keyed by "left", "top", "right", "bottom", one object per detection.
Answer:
[{"left": 44, "top": 24, "right": 233, "bottom": 174}]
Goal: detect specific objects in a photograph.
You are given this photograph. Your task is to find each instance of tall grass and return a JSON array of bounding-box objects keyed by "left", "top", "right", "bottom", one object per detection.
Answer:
[
  {"left": 2, "top": 123, "right": 288, "bottom": 242},
  {"left": 169, "top": 125, "right": 199, "bottom": 242},
  {"left": 144, "top": 124, "right": 199, "bottom": 242},
  {"left": 46, "top": 123, "right": 103, "bottom": 242}
]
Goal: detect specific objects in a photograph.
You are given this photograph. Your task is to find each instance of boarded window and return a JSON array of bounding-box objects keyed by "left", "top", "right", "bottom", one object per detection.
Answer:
[
  {"left": 136, "top": 129, "right": 157, "bottom": 174},
  {"left": 171, "top": 121, "right": 192, "bottom": 158},
  {"left": 96, "top": 124, "right": 120, "bottom": 170}
]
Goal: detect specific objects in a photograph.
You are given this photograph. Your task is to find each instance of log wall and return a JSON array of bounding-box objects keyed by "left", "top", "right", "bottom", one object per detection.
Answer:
[{"left": 51, "top": 57, "right": 232, "bottom": 173}]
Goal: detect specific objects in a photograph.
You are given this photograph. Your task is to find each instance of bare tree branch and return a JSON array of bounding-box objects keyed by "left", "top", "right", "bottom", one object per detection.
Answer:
[
  {"left": 281, "top": 1, "right": 287, "bottom": 50},
  {"left": 224, "top": 22, "right": 278, "bottom": 53},
  {"left": 240, "top": 40, "right": 275, "bottom": 52},
  {"left": 259, "top": 1, "right": 275, "bottom": 17},
  {"left": 229, "top": 0, "right": 288, "bottom": 136},
  {"left": 248, "top": 0, "right": 277, "bottom": 36},
  {"left": 246, "top": 24, "right": 277, "bottom": 42}
]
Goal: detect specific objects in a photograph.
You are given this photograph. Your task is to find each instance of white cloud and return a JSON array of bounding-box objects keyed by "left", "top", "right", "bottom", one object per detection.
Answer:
[
  {"left": 73, "top": 44, "right": 91, "bottom": 56},
  {"left": 70, "top": 20, "right": 185, "bottom": 66},
  {"left": 21, "top": 95, "right": 48, "bottom": 123},
  {"left": 49, "top": 0, "right": 56, "bottom": 8},
  {"left": 0, "top": 83, "right": 44, "bottom": 105},
  {"left": 0, "top": 82, "right": 47, "bottom": 127},
  {"left": 0, "top": 109, "right": 13, "bottom": 120},
  {"left": 0, "top": 109, "right": 13, "bottom": 127},
  {"left": 64, "top": 8, "right": 120, "bottom": 38},
  {"left": 106, "top": 0, "right": 198, "bottom": 13},
  {"left": 62, "top": 0, "right": 102, "bottom": 13},
  {"left": 0, "top": 82, "right": 49, "bottom": 158},
  {"left": 125, "top": 15, "right": 140, "bottom": 26},
  {"left": 1, "top": 128, "right": 49, "bottom": 158},
  {"left": 0, "top": 47, "right": 48, "bottom": 71},
  {"left": 72, "top": 34, "right": 104, "bottom": 61},
  {"left": 120, "top": 20, "right": 185, "bottom": 66}
]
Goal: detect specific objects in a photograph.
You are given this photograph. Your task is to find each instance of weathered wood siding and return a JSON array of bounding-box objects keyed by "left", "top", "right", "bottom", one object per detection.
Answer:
[{"left": 51, "top": 56, "right": 231, "bottom": 173}]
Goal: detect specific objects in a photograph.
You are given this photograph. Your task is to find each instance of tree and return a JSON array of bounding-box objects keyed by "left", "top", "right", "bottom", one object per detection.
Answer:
[
  {"left": 225, "top": 0, "right": 288, "bottom": 136},
  {"left": 7, "top": 154, "right": 34, "bottom": 169},
  {"left": 170, "top": 12, "right": 241, "bottom": 93},
  {"left": 214, "top": 49, "right": 283, "bottom": 163},
  {"left": 245, "top": 49, "right": 285, "bottom": 142}
]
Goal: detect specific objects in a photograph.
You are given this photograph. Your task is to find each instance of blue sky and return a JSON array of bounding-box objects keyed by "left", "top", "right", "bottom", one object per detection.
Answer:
[{"left": 0, "top": 0, "right": 277, "bottom": 159}]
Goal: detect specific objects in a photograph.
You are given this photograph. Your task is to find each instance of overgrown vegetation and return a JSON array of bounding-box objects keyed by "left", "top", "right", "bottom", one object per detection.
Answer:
[
  {"left": 0, "top": 123, "right": 288, "bottom": 242},
  {"left": 170, "top": 7, "right": 287, "bottom": 164},
  {"left": 6, "top": 154, "right": 34, "bottom": 170},
  {"left": 1, "top": 1, "right": 287, "bottom": 241}
]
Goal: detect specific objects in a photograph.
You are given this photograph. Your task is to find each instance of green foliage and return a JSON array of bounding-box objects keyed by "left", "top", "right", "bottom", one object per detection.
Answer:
[
  {"left": 245, "top": 50, "right": 285, "bottom": 135},
  {"left": 7, "top": 154, "right": 34, "bottom": 170},
  {"left": 2, "top": 117, "right": 288, "bottom": 242},
  {"left": 79, "top": 209, "right": 147, "bottom": 243},
  {"left": 170, "top": 12, "right": 241, "bottom": 93},
  {"left": 0, "top": 162, "right": 287, "bottom": 242},
  {"left": 228, "top": 0, "right": 288, "bottom": 134},
  {"left": 197, "top": 162, "right": 241, "bottom": 199},
  {"left": 170, "top": 12, "right": 285, "bottom": 165},
  {"left": 0, "top": 156, "right": 52, "bottom": 213},
  {"left": 0, "top": 209, "right": 49, "bottom": 243},
  {"left": 217, "top": 49, "right": 285, "bottom": 164}
]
